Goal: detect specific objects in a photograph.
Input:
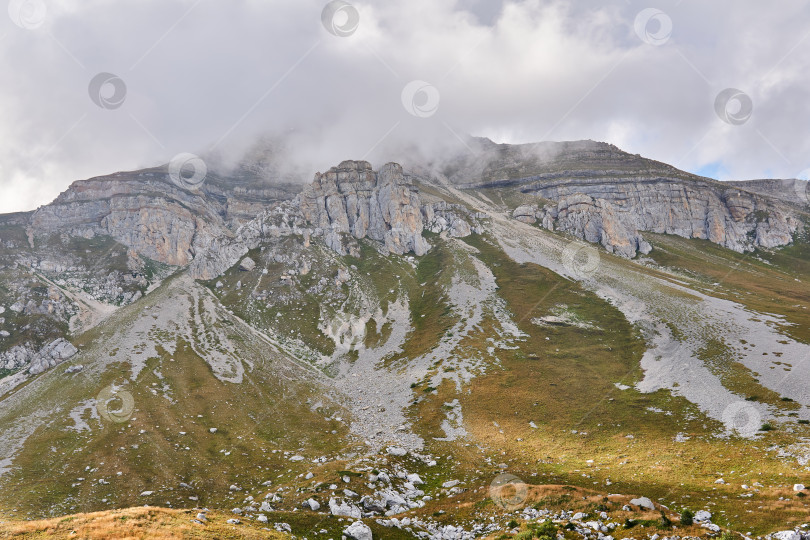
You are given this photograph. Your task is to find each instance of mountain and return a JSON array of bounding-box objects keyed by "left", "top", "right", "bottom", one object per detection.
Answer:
[{"left": 1, "top": 139, "right": 810, "bottom": 539}]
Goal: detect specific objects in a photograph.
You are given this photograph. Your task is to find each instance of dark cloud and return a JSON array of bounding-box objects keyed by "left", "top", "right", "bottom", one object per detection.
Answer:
[{"left": 2, "top": 0, "right": 810, "bottom": 212}]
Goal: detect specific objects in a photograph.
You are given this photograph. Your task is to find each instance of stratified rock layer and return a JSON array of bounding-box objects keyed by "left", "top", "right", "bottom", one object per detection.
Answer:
[
  {"left": 300, "top": 161, "right": 428, "bottom": 257},
  {"left": 531, "top": 179, "right": 797, "bottom": 256}
]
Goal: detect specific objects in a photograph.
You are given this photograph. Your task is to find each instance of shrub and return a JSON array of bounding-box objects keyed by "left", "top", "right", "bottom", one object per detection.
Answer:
[
  {"left": 535, "top": 519, "right": 557, "bottom": 538},
  {"left": 680, "top": 508, "right": 694, "bottom": 525},
  {"left": 760, "top": 422, "right": 775, "bottom": 431}
]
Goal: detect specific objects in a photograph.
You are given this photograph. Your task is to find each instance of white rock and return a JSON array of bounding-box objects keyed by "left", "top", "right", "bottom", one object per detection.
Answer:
[
  {"left": 794, "top": 483, "right": 805, "bottom": 492},
  {"left": 694, "top": 509, "right": 712, "bottom": 522},
  {"left": 629, "top": 496, "right": 655, "bottom": 510},
  {"left": 774, "top": 531, "right": 801, "bottom": 540},
  {"left": 139, "top": 491, "right": 154, "bottom": 496},
  {"left": 305, "top": 498, "right": 320, "bottom": 511},
  {"left": 239, "top": 257, "right": 256, "bottom": 271},
  {"left": 442, "top": 480, "right": 460, "bottom": 489},
  {"left": 328, "top": 497, "right": 361, "bottom": 518},
  {"left": 343, "top": 520, "right": 373, "bottom": 540},
  {"left": 387, "top": 446, "right": 407, "bottom": 456},
  {"left": 209, "top": 428, "right": 217, "bottom": 433},
  {"left": 256, "top": 514, "right": 268, "bottom": 523},
  {"left": 406, "top": 473, "right": 424, "bottom": 485}
]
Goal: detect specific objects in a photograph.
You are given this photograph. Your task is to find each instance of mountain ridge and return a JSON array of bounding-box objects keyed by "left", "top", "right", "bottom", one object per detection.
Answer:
[{"left": 2, "top": 139, "right": 810, "bottom": 537}]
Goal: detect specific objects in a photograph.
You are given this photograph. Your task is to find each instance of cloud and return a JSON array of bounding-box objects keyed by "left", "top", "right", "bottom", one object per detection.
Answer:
[{"left": 1, "top": 0, "right": 810, "bottom": 212}]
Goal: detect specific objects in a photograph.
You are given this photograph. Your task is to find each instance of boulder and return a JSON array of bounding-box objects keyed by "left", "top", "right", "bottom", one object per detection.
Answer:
[
  {"left": 328, "top": 497, "right": 361, "bottom": 518},
  {"left": 774, "top": 531, "right": 801, "bottom": 540},
  {"left": 512, "top": 205, "right": 539, "bottom": 224},
  {"left": 629, "top": 496, "right": 655, "bottom": 510},
  {"left": 238, "top": 257, "right": 256, "bottom": 271},
  {"left": 694, "top": 509, "right": 712, "bottom": 522},
  {"left": 344, "top": 520, "right": 373, "bottom": 540},
  {"left": 406, "top": 473, "right": 424, "bottom": 485}
]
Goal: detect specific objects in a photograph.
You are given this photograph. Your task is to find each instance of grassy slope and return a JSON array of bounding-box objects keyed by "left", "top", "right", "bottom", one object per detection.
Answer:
[
  {"left": 3, "top": 224, "right": 810, "bottom": 535},
  {"left": 406, "top": 234, "right": 810, "bottom": 535},
  {"left": 0, "top": 507, "right": 288, "bottom": 539},
  {"left": 0, "top": 275, "right": 354, "bottom": 520}
]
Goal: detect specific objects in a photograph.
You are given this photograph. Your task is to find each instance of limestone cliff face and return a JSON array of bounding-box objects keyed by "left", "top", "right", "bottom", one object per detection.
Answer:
[
  {"left": 300, "top": 161, "right": 429, "bottom": 257},
  {"left": 27, "top": 164, "right": 303, "bottom": 267},
  {"left": 514, "top": 195, "right": 651, "bottom": 257},
  {"left": 28, "top": 169, "right": 234, "bottom": 267},
  {"left": 451, "top": 138, "right": 801, "bottom": 257},
  {"left": 524, "top": 178, "right": 798, "bottom": 256}
]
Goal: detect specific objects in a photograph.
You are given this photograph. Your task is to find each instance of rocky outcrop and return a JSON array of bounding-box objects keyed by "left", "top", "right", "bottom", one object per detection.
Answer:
[
  {"left": 443, "top": 138, "right": 800, "bottom": 257},
  {"left": 514, "top": 179, "right": 799, "bottom": 257},
  {"left": 422, "top": 202, "right": 485, "bottom": 238},
  {"left": 534, "top": 195, "right": 652, "bottom": 257},
  {"left": 28, "top": 169, "right": 231, "bottom": 267},
  {"left": 0, "top": 338, "right": 77, "bottom": 375},
  {"left": 726, "top": 178, "right": 810, "bottom": 206},
  {"left": 300, "top": 161, "right": 429, "bottom": 257},
  {"left": 187, "top": 200, "right": 309, "bottom": 279}
]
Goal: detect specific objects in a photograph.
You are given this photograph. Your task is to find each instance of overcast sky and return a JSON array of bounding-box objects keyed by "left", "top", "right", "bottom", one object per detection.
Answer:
[{"left": 2, "top": 0, "right": 810, "bottom": 213}]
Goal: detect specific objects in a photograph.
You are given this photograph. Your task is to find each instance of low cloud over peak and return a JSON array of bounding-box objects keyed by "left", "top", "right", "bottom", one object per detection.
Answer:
[{"left": 2, "top": 0, "right": 810, "bottom": 212}]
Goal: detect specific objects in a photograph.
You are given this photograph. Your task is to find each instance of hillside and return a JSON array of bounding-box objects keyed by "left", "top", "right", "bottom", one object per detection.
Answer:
[{"left": 1, "top": 140, "right": 810, "bottom": 538}]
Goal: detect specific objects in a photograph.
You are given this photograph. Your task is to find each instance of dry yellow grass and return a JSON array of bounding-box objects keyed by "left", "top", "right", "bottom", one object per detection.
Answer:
[{"left": 0, "top": 507, "right": 287, "bottom": 539}]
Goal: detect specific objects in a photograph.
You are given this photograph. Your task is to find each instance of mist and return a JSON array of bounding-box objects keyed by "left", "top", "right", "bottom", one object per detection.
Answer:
[{"left": 2, "top": 0, "right": 810, "bottom": 213}]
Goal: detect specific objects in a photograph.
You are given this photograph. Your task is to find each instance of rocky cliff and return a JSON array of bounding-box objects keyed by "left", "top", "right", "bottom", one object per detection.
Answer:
[
  {"left": 300, "top": 160, "right": 429, "bottom": 257},
  {"left": 441, "top": 138, "right": 800, "bottom": 257},
  {"left": 19, "top": 140, "right": 807, "bottom": 277},
  {"left": 513, "top": 177, "right": 799, "bottom": 257}
]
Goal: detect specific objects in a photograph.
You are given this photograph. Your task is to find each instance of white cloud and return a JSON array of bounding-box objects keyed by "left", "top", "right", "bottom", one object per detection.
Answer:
[{"left": 1, "top": 0, "right": 810, "bottom": 212}]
